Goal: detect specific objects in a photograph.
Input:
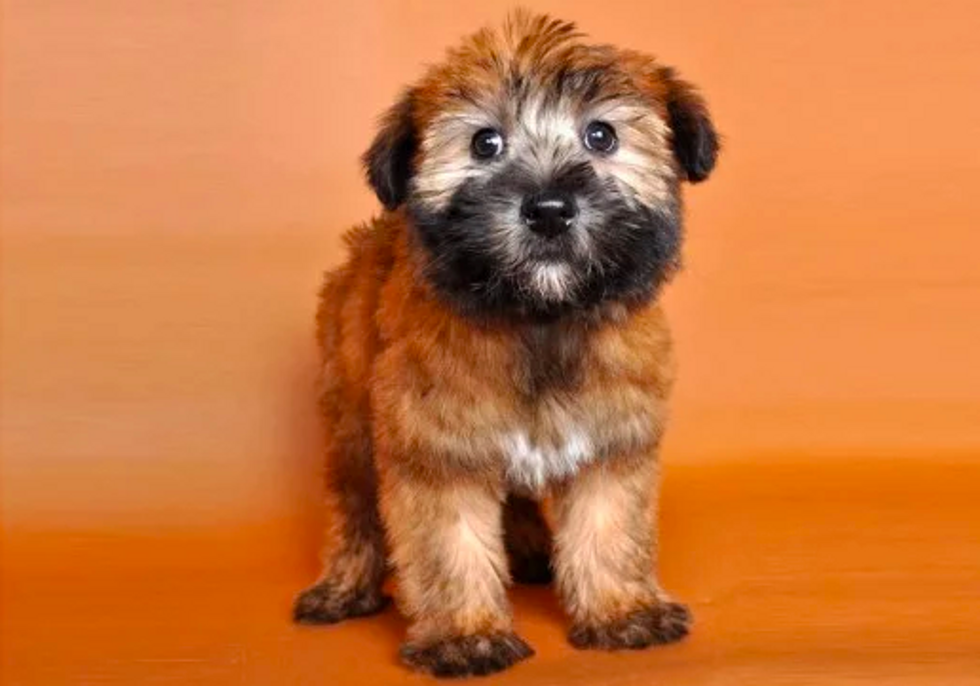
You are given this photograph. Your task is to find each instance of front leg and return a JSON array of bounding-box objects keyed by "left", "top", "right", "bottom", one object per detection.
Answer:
[
  {"left": 378, "top": 465, "right": 533, "bottom": 677},
  {"left": 552, "top": 455, "right": 691, "bottom": 650}
]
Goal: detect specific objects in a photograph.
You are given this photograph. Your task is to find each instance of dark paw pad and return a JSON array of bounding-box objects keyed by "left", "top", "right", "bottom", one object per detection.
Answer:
[
  {"left": 510, "top": 551, "right": 553, "bottom": 585},
  {"left": 292, "top": 581, "right": 389, "bottom": 624},
  {"left": 569, "top": 601, "right": 692, "bottom": 650},
  {"left": 400, "top": 632, "right": 534, "bottom": 678}
]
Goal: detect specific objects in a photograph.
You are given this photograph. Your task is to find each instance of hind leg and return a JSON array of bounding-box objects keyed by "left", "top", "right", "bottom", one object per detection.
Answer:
[
  {"left": 293, "top": 419, "right": 389, "bottom": 624},
  {"left": 504, "top": 494, "right": 553, "bottom": 585}
]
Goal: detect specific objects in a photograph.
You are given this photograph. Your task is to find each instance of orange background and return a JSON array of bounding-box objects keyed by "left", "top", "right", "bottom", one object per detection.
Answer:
[{"left": 2, "top": 1, "right": 978, "bottom": 683}]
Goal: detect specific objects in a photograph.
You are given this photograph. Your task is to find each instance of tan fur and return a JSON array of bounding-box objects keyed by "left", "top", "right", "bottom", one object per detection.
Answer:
[
  {"left": 294, "top": 10, "right": 716, "bottom": 676},
  {"left": 382, "top": 476, "right": 512, "bottom": 640},
  {"left": 552, "top": 456, "right": 661, "bottom": 623},
  {"left": 296, "top": 215, "right": 685, "bottom": 654}
]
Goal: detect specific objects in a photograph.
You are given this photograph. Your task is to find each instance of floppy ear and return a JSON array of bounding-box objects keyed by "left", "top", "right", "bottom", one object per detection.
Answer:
[
  {"left": 662, "top": 69, "right": 719, "bottom": 183},
  {"left": 362, "top": 92, "right": 417, "bottom": 210}
]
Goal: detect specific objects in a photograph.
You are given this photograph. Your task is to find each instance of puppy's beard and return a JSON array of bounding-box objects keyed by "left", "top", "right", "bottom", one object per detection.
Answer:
[
  {"left": 490, "top": 211, "right": 590, "bottom": 303},
  {"left": 527, "top": 261, "right": 575, "bottom": 301},
  {"left": 492, "top": 219, "right": 582, "bottom": 302}
]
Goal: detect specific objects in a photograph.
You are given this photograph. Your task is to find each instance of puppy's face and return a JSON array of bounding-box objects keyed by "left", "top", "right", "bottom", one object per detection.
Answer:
[{"left": 364, "top": 13, "right": 718, "bottom": 319}]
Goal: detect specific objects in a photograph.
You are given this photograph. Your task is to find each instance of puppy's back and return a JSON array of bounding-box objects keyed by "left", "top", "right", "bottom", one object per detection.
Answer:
[{"left": 316, "top": 215, "right": 400, "bottom": 415}]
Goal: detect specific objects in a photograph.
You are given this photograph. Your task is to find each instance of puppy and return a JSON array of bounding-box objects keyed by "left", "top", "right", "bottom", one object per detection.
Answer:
[{"left": 293, "top": 11, "right": 718, "bottom": 677}]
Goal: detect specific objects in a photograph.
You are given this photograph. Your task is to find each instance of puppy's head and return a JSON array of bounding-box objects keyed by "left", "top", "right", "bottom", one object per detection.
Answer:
[{"left": 364, "top": 11, "right": 719, "bottom": 319}]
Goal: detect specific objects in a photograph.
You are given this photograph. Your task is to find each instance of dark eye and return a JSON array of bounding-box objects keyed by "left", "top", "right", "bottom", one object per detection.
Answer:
[
  {"left": 471, "top": 128, "right": 505, "bottom": 160},
  {"left": 583, "top": 121, "right": 617, "bottom": 154}
]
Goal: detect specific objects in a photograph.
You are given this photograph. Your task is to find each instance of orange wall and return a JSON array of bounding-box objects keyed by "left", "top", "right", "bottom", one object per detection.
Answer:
[{"left": 3, "top": 0, "right": 979, "bottom": 548}]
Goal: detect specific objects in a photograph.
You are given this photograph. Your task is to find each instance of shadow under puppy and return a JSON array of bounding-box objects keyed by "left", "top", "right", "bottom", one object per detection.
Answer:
[{"left": 294, "top": 11, "right": 718, "bottom": 678}]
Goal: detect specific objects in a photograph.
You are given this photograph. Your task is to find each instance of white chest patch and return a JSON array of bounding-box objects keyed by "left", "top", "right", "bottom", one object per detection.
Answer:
[{"left": 500, "top": 428, "right": 595, "bottom": 492}]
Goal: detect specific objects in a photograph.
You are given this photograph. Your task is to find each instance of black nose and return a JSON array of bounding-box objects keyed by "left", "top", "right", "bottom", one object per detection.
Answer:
[{"left": 520, "top": 191, "right": 578, "bottom": 238}]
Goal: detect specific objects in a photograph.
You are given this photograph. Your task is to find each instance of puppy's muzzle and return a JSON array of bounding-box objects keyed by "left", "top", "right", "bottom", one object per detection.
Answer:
[{"left": 520, "top": 191, "right": 578, "bottom": 239}]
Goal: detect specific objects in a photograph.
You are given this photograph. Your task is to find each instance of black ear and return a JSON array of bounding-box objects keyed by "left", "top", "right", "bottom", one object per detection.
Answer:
[
  {"left": 362, "top": 92, "right": 417, "bottom": 210},
  {"left": 663, "top": 70, "right": 719, "bottom": 183}
]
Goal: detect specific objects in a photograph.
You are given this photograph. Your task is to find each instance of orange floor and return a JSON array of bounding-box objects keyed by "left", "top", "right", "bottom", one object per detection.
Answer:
[{"left": 4, "top": 456, "right": 977, "bottom": 685}]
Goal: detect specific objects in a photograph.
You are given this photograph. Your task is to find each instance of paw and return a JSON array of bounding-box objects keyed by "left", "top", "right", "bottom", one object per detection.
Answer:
[
  {"left": 400, "top": 632, "right": 534, "bottom": 677},
  {"left": 510, "top": 551, "right": 553, "bottom": 585},
  {"left": 568, "top": 601, "right": 692, "bottom": 650},
  {"left": 292, "top": 580, "right": 389, "bottom": 624}
]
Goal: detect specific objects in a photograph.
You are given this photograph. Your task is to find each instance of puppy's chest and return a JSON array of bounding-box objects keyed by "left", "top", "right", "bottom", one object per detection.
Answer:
[
  {"left": 497, "top": 389, "right": 654, "bottom": 493},
  {"left": 498, "top": 332, "right": 659, "bottom": 493},
  {"left": 498, "top": 410, "right": 595, "bottom": 494},
  {"left": 392, "top": 313, "right": 669, "bottom": 491}
]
